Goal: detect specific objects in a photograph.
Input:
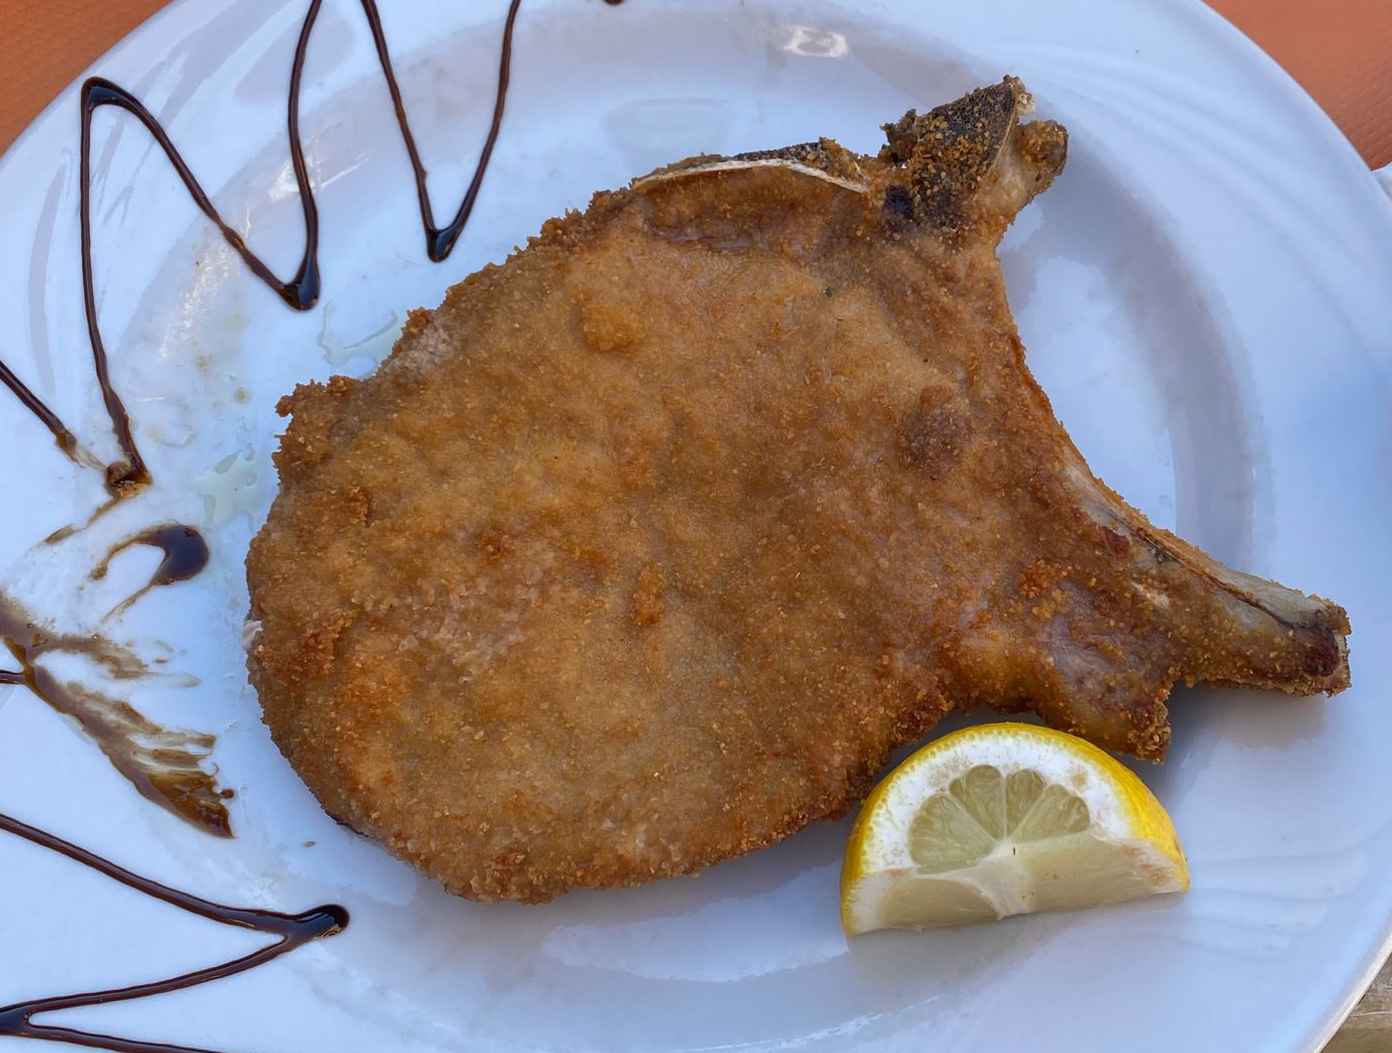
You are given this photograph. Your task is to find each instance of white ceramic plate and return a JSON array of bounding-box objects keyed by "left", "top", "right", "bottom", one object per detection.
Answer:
[{"left": 3, "top": 1, "right": 1391, "bottom": 1050}]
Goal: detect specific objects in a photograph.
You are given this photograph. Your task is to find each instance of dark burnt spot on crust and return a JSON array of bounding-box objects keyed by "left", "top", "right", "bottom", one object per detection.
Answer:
[
  {"left": 731, "top": 142, "right": 821, "bottom": 164},
  {"left": 896, "top": 387, "right": 970, "bottom": 480},
  {"left": 1303, "top": 636, "right": 1341, "bottom": 679},
  {"left": 881, "top": 184, "right": 915, "bottom": 227}
]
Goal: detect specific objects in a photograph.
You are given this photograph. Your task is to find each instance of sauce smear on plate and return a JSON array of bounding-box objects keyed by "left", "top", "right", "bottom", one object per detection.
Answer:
[{"left": 0, "top": 812, "right": 346, "bottom": 1053}]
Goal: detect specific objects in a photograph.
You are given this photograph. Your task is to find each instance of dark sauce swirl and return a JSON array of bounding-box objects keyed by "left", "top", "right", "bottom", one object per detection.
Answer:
[
  {"left": 0, "top": 812, "right": 346, "bottom": 1053},
  {"left": 0, "top": 594, "right": 231, "bottom": 836},
  {"left": 0, "top": 0, "right": 526, "bottom": 502},
  {"left": 91, "top": 523, "right": 211, "bottom": 620}
]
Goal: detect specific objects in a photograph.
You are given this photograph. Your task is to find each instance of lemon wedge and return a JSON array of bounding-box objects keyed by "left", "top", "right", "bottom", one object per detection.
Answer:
[{"left": 841, "top": 722, "right": 1188, "bottom": 934}]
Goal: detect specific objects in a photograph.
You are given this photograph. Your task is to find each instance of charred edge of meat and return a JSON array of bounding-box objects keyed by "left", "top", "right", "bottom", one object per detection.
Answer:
[
  {"left": 730, "top": 138, "right": 867, "bottom": 183},
  {"left": 879, "top": 76, "right": 1063, "bottom": 234}
]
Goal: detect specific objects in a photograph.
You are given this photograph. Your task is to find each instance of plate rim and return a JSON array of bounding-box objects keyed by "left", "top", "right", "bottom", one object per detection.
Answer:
[
  {"left": 1, "top": 1, "right": 1390, "bottom": 1050},
  {"left": 1161, "top": 6, "right": 1392, "bottom": 1046}
]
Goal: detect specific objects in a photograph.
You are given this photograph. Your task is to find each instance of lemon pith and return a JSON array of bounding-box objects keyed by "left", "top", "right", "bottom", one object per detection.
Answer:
[{"left": 841, "top": 722, "right": 1189, "bottom": 934}]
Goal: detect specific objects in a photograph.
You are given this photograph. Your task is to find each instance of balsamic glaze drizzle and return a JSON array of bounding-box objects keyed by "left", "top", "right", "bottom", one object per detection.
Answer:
[
  {"left": 0, "top": 812, "right": 347, "bottom": 1053},
  {"left": 0, "top": 360, "right": 83, "bottom": 464},
  {"left": 378, "top": 0, "right": 525, "bottom": 263},
  {"left": 91, "top": 524, "right": 211, "bottom": 620},
  {"left": 0, "top": 0, "right": 525, "bottom": 502},
  {"left": 0, "top": 594, "right": 231, "bottom": 836}
]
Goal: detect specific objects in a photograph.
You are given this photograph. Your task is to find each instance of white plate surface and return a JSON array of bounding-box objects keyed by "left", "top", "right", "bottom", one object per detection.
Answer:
[{"left": 2, "top": 1, "right": 1391, "bottom": 1050}]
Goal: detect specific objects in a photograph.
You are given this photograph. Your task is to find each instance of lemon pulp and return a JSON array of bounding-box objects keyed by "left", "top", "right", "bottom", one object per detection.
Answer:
[{"left": 841, "top": 723, "right": 1188, "bottom": 934}]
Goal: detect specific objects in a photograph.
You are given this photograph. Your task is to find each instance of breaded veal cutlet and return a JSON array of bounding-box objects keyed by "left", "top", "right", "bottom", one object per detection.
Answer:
[{"left": 246, "top": 78, "right": 1350, "bottom": 902}]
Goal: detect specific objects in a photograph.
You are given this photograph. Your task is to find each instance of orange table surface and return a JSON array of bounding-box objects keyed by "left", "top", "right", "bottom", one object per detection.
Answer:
[{"left": 0, "top": 3, "right": 1388, "bottom": 1052}]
